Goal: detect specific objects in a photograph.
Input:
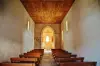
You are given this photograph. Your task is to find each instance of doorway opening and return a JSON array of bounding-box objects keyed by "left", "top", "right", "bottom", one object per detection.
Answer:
[{"left": 41, "top": 26, "right": 55, "bottom": 53}]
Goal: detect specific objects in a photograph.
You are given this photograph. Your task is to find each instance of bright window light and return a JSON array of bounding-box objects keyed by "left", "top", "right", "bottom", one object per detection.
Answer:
[
  {"left": 66, "top": 21, "right": 68, "bottom": 31},
  {"left": 27, "top": 21, "right": 30, "bottom": 30},
  {"left": 46, "top": 36, "right": 49, "bottom": 42},
  {"left": 62, "top": 31, "right": 63, "bottom": 40}
]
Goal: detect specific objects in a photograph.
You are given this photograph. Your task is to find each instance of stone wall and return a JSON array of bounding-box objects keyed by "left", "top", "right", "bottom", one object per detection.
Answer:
[{"left": 34, "top": 24, "right": 61, "bottom": 49}]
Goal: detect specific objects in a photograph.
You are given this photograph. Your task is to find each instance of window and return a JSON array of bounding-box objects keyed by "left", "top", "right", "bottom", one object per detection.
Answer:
[
  {"left": 27, "top": 20, "right": 30, "bottom": 30},
  {"left": 46, "top": 36, "right": 49, "bottom": 42},
  {"left": 66, "top": 21, "right": 68, "bottom": 31},
  {"left": 62, "top": 31, "right": 63, "bottom": 41}
]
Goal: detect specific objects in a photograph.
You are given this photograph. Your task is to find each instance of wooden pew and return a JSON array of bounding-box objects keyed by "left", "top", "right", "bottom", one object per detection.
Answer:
[
  {"left": 19, "top": 54, "right": 41, "bottom": 63},
  {"left": 24, "top": 53, "right": 42, "bottom": 58},
  {"left": 0, "top": 49, "right": 44, "bottom": 66},
  {"left": 55, "top": 57, "right": 84, "bottom": 63},
  {"left": 0, "top": 63, "right": 35, "bottom": 66},
  {"left": 27, "top": 51, "right": 43, "bottom": 55},
  {"left": 59, "top": 62, "right": 97, "bottom": 66},
  {"left": 52, "top": 49, "right": 77, "bottom": 58},
  {"left": 10, "top": 57, "right": 38, "bottom": 63},
  {"left": 51, "top": 49, "right": 68, "bottom": 54},
  {"left": 19, "top": 54, "right": 41, "bottom": 58},
  {"left": 52, "top": 49, "right": 97, "bottom": 66},
  {"left": 29, "top": 49, "right": 44, "bottom": 55},
  {"left": 24, "top": 53, "right": 42, "bottom": 56},
  {"left": 53, "top": 52, "right": 71, "bottom": 56},
  {"left": 52, "top": 49, "right": 77, "bottom": 61},
  {"left": 54, "top": 54, "right": 77, "bottom": 58}
]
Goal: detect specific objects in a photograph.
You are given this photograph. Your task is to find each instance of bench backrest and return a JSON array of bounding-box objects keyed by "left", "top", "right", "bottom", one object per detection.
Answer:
[
  {"left": 0, "top": 63, "right": 35, "bottom": 66},
  {"left": 10, "top": 57, "right": 37, "bottom": 63},
  {"left": 60, "top": 62, "right": 97, "bottom": 66},
  {"left": 24, "top": 53, "right": 41, "bottom": 56},
  {"left": 19, "top": 54, "right": 41, "bottom": 58},
  {"left": 56, "top": 57, "right": 84, "bottom": 62}
]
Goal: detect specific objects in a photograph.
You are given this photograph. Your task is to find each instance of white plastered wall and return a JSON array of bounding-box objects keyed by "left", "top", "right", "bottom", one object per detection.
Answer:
[
  {"left": 61, "top": 0, "right": 100, "bottom": 66},
  {"left": 0, "top": 0, "right": 35, "bottom": 62}
]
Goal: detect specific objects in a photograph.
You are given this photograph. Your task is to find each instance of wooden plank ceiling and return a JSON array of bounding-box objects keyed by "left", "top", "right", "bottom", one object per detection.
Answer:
[{"left": 20, "top": 0, "right": 75, "bottom": 24}]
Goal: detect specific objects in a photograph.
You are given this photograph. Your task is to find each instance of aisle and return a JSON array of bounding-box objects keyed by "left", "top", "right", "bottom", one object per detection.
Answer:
[{"left": 40, "top": 52, "right": 56, "bottom": 66}]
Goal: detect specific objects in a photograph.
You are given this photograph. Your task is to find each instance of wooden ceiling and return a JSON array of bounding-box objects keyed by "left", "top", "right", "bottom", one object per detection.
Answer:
[{"left": 20, "top": 0, "right": 75, "bottom": 24}]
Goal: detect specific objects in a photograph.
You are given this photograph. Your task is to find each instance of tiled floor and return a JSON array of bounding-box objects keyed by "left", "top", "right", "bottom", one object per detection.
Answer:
[{"left": 40, "top": 53, "right": 56, "bottom": 66}]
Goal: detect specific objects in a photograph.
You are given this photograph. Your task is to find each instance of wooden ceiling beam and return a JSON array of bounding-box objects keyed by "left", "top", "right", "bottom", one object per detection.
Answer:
[
  {"left": 20, "top": 0, "right": 75, "bottom": 24},
  {"left": 21, "top": 0, "right": 72, "bottom": 2}
]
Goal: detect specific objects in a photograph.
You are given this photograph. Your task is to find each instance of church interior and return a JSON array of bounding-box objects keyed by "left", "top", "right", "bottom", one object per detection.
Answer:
[{"left": 0, "top": 0, "right": 100, "bottom": 66}]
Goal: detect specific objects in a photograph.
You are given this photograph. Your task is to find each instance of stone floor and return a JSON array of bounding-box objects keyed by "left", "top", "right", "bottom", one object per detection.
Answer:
[{"left": 40, "top": 53, "right": 56, "bottom": 66}]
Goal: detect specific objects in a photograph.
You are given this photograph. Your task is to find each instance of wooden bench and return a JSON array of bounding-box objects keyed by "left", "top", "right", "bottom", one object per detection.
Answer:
[
  {"left": 19, "top": 54, "right": 41, "bottom": 63},
  {"left": 0, "top": 63, "right": 35, "bottom": 66},
  {"left": 29, "top": 49, "right": 44, "bottom": 55},
  {"left": 54, "top": 54, "right": 77, "bottom": 58},
  {"left": 52, "top": 49, "right": 77, "bottom": 58},
  {"left": 19, "top": 54, "right": 41, "bottom": 58},
  {"left": 55, "top": 57, "right": 84, "bottom": 63},
  {"left": 10, "top": 57, "right": 38, "bottom": 63},
  {"left": 24, "top": 53, "right": 42, "bottom": 56},
  {"left": 52, "top": 49, "right": 68, "bottom": 54},
  {"left": 59, "top": 62, "right": 97, "bottom": 66}
]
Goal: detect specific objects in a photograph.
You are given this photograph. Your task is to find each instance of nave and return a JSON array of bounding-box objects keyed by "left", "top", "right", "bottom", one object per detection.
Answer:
[
  {"left": 0, "top": 49, "right": 97, "bottom": 66},
  {"left": 40, "top": 52, "right": 56, "bottom": 66}
]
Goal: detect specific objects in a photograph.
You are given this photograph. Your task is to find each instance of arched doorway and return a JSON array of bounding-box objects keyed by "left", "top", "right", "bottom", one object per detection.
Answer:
[{"left": 41, "top": 26, "right": 55, "bottom": 52}]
